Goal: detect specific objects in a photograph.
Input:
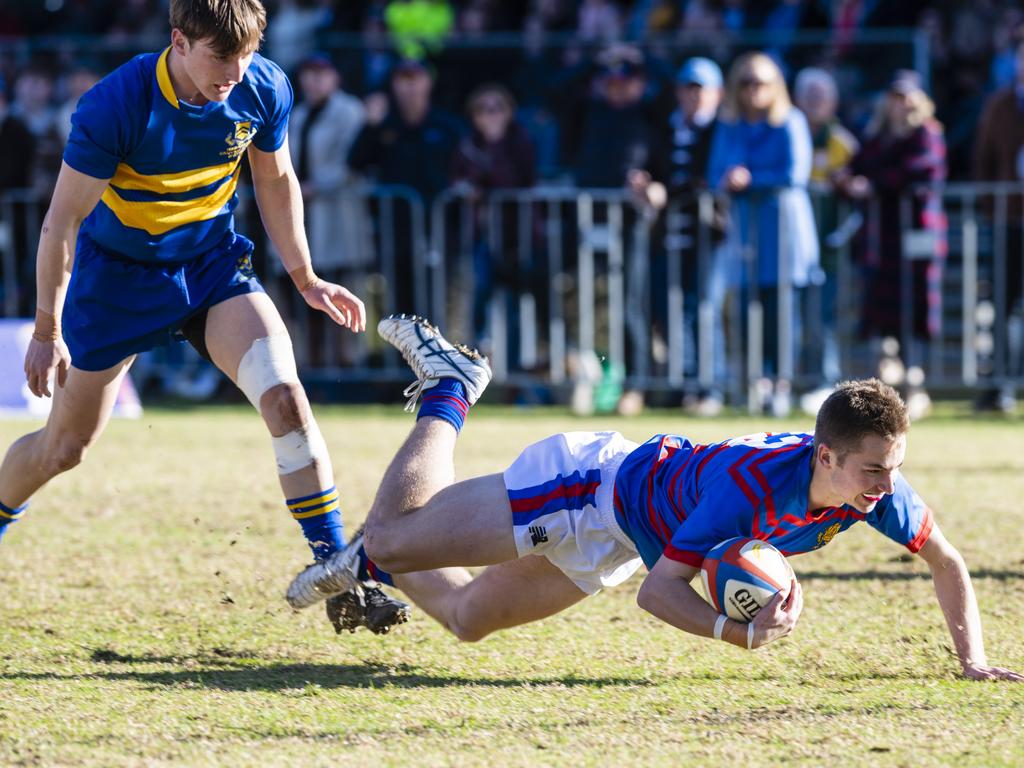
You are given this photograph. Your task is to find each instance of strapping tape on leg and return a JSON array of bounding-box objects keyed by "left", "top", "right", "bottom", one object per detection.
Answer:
[
  {"left": 272, "top": 419, "right": 328, "bottom": 475},
  {"left": 235, "top": 334, "right": 300, "bottom": 409}
]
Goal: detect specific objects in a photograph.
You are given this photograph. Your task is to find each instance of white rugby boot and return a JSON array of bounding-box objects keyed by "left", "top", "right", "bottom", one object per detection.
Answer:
[
  {"left": 286, "top": 531, "right": 364, "bottom": 609},
  {"left": 377, "top": 313, "right": 493, "bottom": 411}
]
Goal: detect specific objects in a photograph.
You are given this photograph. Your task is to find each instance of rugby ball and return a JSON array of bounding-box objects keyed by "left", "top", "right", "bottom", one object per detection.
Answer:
[{"left": 700, "top": 537, "right": 795, "bottom": 623}]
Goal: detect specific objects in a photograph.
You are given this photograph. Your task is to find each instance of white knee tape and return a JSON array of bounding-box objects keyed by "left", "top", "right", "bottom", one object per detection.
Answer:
[
  {"left": 236, "top": 334, "right": 300, "bottom": 409},
  {"left": 272, "top": 419, "right": 328, "bottom": 475}
]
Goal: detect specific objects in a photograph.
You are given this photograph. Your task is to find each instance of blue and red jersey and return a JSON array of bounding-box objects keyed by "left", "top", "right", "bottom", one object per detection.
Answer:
[{"left": 613, "top": 432, "right": 933, "bottom": 569}]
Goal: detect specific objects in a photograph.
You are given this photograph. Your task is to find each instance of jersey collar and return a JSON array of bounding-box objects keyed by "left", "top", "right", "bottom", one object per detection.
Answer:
[{"left": 156, "top": 47, "right": 179, "bottom": 109}]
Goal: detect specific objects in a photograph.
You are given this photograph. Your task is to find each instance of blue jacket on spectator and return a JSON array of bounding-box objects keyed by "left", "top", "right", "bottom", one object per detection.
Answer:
[{"left": 707, "top": 108, "right": 819, "bottom": 288}]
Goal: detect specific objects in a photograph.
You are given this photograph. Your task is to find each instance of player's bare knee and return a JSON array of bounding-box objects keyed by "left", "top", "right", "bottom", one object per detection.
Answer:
[
  {"left": 363, "top": 522, "right": 408, "bottom": 573},
  {"left": 260, "top": 382, "right": 308, "bottom": 432},
  {"left": 362, "top": 520, "right": 386, "bottom": 563},
  {"left": 42, "top": 433, "right": 91, "bottom": 476}
]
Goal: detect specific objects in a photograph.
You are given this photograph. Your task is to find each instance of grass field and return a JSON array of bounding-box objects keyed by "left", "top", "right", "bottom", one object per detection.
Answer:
[{"left": 1, "top": 404, "right": 1023, "bottom": 767}]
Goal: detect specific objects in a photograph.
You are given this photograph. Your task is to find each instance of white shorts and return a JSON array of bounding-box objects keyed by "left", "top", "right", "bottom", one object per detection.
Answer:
[{"left": 504, "top": 431, "right": 643, "bottom": 595}]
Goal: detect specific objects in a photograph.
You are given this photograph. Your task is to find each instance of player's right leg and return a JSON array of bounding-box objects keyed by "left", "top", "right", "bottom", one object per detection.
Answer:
[
  {"left": 286, "top": 314, "right": 511, "bottom": 608},
  {"left": 0, "top": 359, "right": 133, "bottom": 541}
]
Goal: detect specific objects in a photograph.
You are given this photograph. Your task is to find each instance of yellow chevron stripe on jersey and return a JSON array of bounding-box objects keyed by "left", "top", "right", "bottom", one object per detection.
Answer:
[
  {"left": 110, "top": 158, "right": 241, "bottom": 194},
  {"left": 100, "top": 167, "right": 241, "bottom": 235},
  {"left": 156, "top": 47, "right": 179, "bottom": 109}
]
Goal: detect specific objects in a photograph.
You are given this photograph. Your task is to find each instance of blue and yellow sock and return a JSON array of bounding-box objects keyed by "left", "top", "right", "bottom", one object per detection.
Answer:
[
  {"left": 287, "top": 486, "right": 345, "bottom": 562},
  {"left": 356, "top": 543, "right": 394, "bottom": 587},
  {"left": 0, "top": 499, "right": 27, "bottom": 543},
  {"left": 417, "top": 378, "right": 470, "bottom": 433}
]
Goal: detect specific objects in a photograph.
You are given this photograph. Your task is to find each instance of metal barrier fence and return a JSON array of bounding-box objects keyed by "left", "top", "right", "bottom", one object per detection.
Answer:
[{"left": 3, "top": 182, "right": 1024, "bottom": 406}]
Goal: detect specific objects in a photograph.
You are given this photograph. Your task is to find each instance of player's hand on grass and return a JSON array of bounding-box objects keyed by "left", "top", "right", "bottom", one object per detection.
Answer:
[
  {"left": 301, "top": 279, "right": 366, "bottom": 332},
  {"left": 961, "top": 663, "right": 1024, "bottom": 682},
  {"left": 749, "top": 578, "right": 803, "bottom": 649},
  {"left": 24, "top": 337, "right": 70, "bottom": 398}
]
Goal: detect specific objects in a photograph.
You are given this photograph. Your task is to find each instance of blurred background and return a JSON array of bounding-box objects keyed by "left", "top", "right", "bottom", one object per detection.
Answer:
[{"left": 1, "top": 0, "right": 1022, "bottom": 419}]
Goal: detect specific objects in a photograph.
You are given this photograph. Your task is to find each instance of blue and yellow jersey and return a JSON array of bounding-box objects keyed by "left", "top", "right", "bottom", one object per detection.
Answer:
[
  {"left": 614, "top": 432, "right": 933, "bottom": 569},
  {"left": 63, "top": 48, "right": 292, "bottom": 263}
]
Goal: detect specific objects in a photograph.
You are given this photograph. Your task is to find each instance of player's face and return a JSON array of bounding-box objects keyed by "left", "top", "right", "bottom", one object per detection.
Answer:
[
  {"left": 173, "top": 31, "right": 255, "bottom": 103},
  {"left": 829, "top": 433, "right": 906, "bottom": 513}
]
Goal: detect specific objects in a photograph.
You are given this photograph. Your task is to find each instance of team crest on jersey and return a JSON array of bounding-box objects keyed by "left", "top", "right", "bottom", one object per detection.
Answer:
[
  {"left": 236, "top": 252, "right": 255, "bottom": 278},
  {"left": 222, "top": 121, "right": 257, "bottom": 159},
  {"left": 816, "top": 522, "right": 841, "bottom": 548}
]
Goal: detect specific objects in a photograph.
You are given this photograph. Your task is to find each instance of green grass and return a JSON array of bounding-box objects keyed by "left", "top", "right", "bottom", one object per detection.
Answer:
[{"left": 1, "top": 405, "right": 1022, "bottom": 767}]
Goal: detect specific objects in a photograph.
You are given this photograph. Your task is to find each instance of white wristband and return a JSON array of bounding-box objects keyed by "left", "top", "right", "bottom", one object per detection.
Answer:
[
  {"left": 713, "top": 614, "right": 727, "bottom": 641},
  {"left": 746, "top": 623, "right": 755, "bottom": 650}
]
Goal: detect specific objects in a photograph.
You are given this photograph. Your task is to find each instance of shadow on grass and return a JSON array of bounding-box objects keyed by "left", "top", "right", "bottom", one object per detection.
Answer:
[
  {"left": 4, "top": 660, "right": 948, "bottom": 690},
  {"left": 798, "top": 568, "right": 1024, "bottom": 582},
  {"left": 3, "top": 659, "right": 656, "bottom": 693}
]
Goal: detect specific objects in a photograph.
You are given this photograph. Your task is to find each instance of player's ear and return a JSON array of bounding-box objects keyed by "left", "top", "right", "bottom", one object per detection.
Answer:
[
  {"left": 817, "top": 443, "right": 833, "bottom": 469},
  {"left": 171, "top": 28, "right": 189, "bottom": 55}
]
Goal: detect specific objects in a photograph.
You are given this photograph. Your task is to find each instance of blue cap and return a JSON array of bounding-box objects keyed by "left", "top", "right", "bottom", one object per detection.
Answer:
[{"left": 676, "top": 57, "right": 723, "bottom": 89}]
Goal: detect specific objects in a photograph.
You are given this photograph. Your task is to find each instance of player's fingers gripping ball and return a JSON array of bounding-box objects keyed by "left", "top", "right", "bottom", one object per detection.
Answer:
[{"left": 701, "top": 537, "right": 796, "bottom": 622}]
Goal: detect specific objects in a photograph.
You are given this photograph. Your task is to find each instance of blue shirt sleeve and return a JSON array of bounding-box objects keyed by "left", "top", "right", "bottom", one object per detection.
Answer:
[
  {"left": 252, "top": 61, "right": 293, "bottom": 153},
  {"left": 865, "top": 472, "right": 934, "bottom": 552},
  {"left": 63, "top": 78, "right": 132, "bottom": 180}
]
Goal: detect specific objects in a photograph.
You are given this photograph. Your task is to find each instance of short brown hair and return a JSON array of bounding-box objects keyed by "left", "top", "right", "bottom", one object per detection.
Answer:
[
  {"left": 814, "top": 379, "right": 910, "bottom": 461},
  {"left": 169, "top": 0, "right": 266, "bottom": 56}
]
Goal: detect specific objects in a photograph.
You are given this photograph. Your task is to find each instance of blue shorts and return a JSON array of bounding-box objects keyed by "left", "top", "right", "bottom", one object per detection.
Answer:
[{"left": 63, "top": 232, "right": 265, "bottom": 371}]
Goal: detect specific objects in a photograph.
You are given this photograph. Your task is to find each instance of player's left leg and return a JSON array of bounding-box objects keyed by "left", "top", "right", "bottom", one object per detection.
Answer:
[
  {"left": 390, "top": 555, "right": 587, "bottom": 642},
  {"left": 203, "top": 292, "right": 341, "bottom": 555},
  {"left": 201, "top": 291, "right": 409, "bottom": 629}
]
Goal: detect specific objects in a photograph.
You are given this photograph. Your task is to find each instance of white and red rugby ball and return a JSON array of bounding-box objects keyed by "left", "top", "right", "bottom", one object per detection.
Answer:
[{"left": 700, "top": 537, "right": 795, "bottom": 623}]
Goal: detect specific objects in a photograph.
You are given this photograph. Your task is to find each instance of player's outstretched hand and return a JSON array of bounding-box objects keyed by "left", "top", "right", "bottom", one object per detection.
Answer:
[
  {"left": 961, "top": 663, "right": 1024, "bottom": 682},
  {"left": 749, "top": 578, "right": 803, "bottom": 649},
  {"left": 24, "top": 338, "right": 70, "bottom": 398},
  {"left": 302, "top": 279, "right": 366, "bottom": 332}
]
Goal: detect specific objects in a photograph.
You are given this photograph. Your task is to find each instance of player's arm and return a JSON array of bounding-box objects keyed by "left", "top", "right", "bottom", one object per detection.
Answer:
[
  {"left": 25, "top": 161, "right": 110, "bottom": 397},
  {"left": 247, "top": 139, "right": 365, "bottom": 332},
  {"left": 917, "top": 521, "right": 1023, "bottom": 681},
  {"left": 637, "top": 555, "right": 802, "bottom": 650}
]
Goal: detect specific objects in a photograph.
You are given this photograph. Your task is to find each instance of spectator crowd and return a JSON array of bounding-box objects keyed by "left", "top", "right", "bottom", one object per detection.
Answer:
[{"left": 1, "top": 0, "right": 1024, "bottom": 415}]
